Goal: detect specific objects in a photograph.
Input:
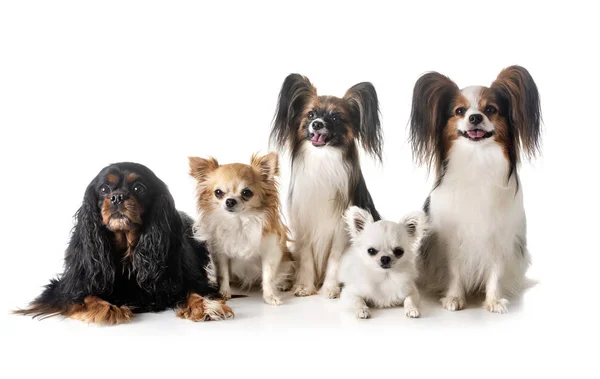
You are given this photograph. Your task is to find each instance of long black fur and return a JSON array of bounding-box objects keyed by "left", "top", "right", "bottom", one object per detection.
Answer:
[{"left": 16, "top": 162, "right": 217, "bottom": 318}]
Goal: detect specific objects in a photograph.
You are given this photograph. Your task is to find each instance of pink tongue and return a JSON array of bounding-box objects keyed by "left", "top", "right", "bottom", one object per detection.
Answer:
[
  {"left": 311, "top": 133, "right": 327, "bottom": 145},
  {"left": 467, "top": 129, "right": 486, "bottom": 139}
]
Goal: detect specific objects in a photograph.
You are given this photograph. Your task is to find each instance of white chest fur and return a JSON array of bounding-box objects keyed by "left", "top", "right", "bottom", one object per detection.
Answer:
[
  {"left": 429, "top": 139, "right": 527, "bottom": 292},
  {"left": 196, "top": 210, "right": 265, "bottom": 260},
  {"left": 289, "top": 143, "right": 351, "bottom": 235}
]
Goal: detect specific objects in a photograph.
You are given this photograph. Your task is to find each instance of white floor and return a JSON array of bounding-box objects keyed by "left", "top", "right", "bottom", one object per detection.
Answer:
[{"left": 3, "top": 279, "right": 594, "bottom": 379}]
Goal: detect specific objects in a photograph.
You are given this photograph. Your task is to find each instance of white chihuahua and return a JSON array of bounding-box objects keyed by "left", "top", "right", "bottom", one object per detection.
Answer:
[{"left": 338, "top": 206, "right": 426, "bottom": 319}]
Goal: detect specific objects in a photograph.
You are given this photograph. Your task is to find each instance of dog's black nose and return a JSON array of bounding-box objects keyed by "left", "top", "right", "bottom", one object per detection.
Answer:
[
  {"left": 380, "top": 256, "right": 391, "bottom": 265},
  {"left": 225, "top": 198, "right": 237, "bottom": 208},
  {"left": 469, "top": 114, "right": 483, "bottom": 125},
  {"left": 110, "top": 193, "right": 126, "bottom": 205},
  {"left": 312, "top": 121, "right": 324, "bottom": 130}
]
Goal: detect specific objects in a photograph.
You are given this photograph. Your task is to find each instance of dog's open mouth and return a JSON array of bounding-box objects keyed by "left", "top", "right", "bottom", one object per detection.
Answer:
[
  {"left": 310, "top": 132, "right": 330, "bottom": 146},
  {"left": 460, "top": 129, "right": 494, "bottom": 141}
]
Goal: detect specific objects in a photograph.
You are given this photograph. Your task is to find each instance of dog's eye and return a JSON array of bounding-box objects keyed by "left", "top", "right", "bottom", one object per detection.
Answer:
[
  {"left": 393, "top": 247, "right": 404, "bottom": 257},
  {"left": 331, "top": 115, "right": 340, "bottom": 123},
  {"left": 307, "top": 111, "right": 315, "bottom": 120},
  {"left": 485, "top": 105, "right": 497, "bottom": 115},
  {"left": 241, "top": 188, "right": 253, "bottom": 199},
  {"left": 215, "top": 189, "right": 224, "bottom": 198},
  {"left": 367, "top": 248, "right": 378, "bottom": 255},
  {"left": 99, "top": 185, "right": 110, "bottom": 195},
  {"left": 455, "top": 107, "right": 466, "bottom": 116},
  {"left": 133, "top": 183, "right": 146, "bottom": 195}
]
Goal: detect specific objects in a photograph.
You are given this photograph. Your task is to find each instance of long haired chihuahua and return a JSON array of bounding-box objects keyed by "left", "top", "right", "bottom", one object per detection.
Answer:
[
  {"left": 339, "top": 207, "right": 425, "bottom": 319},
  {"left": 270, "top": 74, "right": 383, "bottom": 298},
  {"left": 409, "top": 66, "right": 542, "bottom": 313},
  {"left": 189, "top": 152, "right": 293, "bottom": 305}
]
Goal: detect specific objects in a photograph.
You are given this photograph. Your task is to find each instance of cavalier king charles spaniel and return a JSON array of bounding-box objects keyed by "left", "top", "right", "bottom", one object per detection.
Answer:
[{"left": 15, "top": 162, "right": 233, "bottom": 324}]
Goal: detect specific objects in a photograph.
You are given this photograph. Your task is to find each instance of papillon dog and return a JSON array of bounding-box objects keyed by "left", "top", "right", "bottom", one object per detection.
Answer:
[
  {"left": 409, "top": 65, "right": 542, "bottom": 313},
  {"left": 270, "top": 74, "right": 383, "bottom": 298},
  {"left": 189, "top": 152, "right": 293, "bottom": 305},
  {"left": 339, "top": 206, "right": 425, "bottom": 319}
]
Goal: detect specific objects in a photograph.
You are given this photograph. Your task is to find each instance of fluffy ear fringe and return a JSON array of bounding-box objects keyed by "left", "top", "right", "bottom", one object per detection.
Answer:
[
  {"left": 344, "top": 82, "right": 383, "bottom": 161},
  {"left": 250, "top": 151, "right": 279, "bottom": 182},
  {"left": 188, "top": 156, "right": 219, "bottom": 182},
  {"left": 344, "top": 206, "right": 375, "bottom": 240},
  {"left": 401, "top": 211, "right": 427, "bottom": 251}
]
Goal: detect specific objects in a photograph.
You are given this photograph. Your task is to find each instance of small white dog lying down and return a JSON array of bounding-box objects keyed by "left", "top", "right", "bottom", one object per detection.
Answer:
[{"left": 338, "top": 206, "right": 426, "bottom": 319}]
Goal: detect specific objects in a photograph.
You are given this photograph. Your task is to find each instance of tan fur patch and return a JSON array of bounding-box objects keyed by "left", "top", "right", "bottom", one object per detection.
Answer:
[
  {"left": 126, "top": 173, "right": 138, "bottom": 182},
  {"left": 444, "top": 94, "right": 470, "bottom": 159},
  {"left": 107, "top": 174, "right": 119, "bottom": 184},
  {"left": 67, "top": 296, "right": 133, "bottom": 325},
  {"left": 101, "top": 197, "right": 143, "bottom": 231},
  {"left": 175, "top": 293, "right": 234, "bottom": 322}
]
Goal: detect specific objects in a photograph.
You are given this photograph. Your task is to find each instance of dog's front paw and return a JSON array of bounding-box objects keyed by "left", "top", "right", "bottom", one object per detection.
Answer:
[
  {"left": 321, "top": 285, "right": 341, "bottom": 299},
  {"left": 293, "top": 284, "right": 317, "bottom": 297},
  {"left": 405, "top": 307, "right": 421, "bottom": 318},
  {"left": 355, "top": 308, "right": 371, "bottom": 319},
  {"left": 441, "top": 296, "right": 465, "bottom": 311},
  {"left": 176, "top": 294, "right": 234, "bottom": 322},
  {"left": 483, "top": 298, "right": 509, "bottom": 314},
  {"left": 218, "top": 288, "right": 232, "bottom": 300},
  {"left": 263, "top": 293, "right": 283, "bottom": 306}
]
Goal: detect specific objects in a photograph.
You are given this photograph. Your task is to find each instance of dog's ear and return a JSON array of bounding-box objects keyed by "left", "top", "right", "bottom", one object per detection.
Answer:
[
  {"left": 409, "top": 72, "right": 459, "bottom": 176},
  {"left": 61, "top": 182, "right": 115, "bottom": 295},
  {"left": 270, "top": 73, "right": 317, "bottom": 150},
  {"left": 345, "top": 206, "right": 375, "bottom": 239},
  {"left": 250, "top": 151, "right": 279, "bottom": 182},
  {"left": 401, "top": 211, "right": 426, "bottom": 242},
  {"left": 132, "top": 188, "right": 182, "bottom": 290},
  {"left": 344, "top": 82, "right": 383, "bottom": 161},
  {"left": 491, "top": 65, "right": 542, "bottom": 160},
  {"left": 188, "top": 157, "right": 219, "bottom": 182}
]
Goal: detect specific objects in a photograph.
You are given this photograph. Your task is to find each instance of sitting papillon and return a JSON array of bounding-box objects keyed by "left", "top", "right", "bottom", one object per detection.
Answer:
[
  {"left": 409, "top": 65, "right": 542, "bottom": 313},
  {"left": 339, "top": 206, "right": 425, "bottom": 319},
  {"left": 270, "top": 74, "right": 383, "bottom": 298},
  {"left": 189, "top": 152, "right": 293, "bottom": 305}
]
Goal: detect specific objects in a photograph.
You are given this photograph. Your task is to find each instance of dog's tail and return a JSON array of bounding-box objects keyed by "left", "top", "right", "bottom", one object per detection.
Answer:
[{"left": 13, "top": 279, "right": 73, "bottom": 319}]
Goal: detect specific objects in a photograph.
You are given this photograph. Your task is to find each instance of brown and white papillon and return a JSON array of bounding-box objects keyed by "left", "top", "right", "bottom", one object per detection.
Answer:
[
  {"left": 270, "top": 74, "right": 383, "bottom": 298},
  {"left": 409, "top": 66, "right": 542, "bottom": 313}
]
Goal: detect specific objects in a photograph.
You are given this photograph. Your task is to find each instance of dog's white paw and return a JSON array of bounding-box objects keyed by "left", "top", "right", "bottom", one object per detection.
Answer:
[
  {"left": 321, "top": 285, "right": 341, "bottom": 299},
  {"left": 484, "top": 298, "right": 509, "bottom": 314},
  {"left": 405, "top": 307, "right": 421, "bottom": 318},
  {"left": 293, "top": 284, "right": 317, "bottom": 297},
  {"left": 355, "top": 308, "right": 371, "bottom": 319},
  {"left": 441, "top": 296, "right": 465, "bottom": 311},
  {"left": 219, "top": 289, "right": 232, "bottom": 300},
  {"left": 263, "top": 293, "right": 283, "bottom": 306}
]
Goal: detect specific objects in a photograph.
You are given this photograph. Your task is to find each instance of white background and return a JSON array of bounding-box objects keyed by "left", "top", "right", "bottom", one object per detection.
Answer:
[{"left": 1, "top": 1, "right": 599, "bottom": 378}]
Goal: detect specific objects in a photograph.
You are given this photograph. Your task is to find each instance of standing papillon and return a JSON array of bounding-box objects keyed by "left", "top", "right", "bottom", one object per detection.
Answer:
[
  {"left": 409, "top": 66, "right": 542, "bottom": 313},
  {"left": 270, "top": 74, "right": 383, "bottom": 298}
]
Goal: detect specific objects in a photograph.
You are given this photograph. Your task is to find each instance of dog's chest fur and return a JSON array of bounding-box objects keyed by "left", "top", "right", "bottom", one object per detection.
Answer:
[
  {"left": 429, "top": 140, "right": 526, "bottom": 287},
  {"left": 198, "top": 210, "right": 265, "bottom": 260},
  {"left": 289, "top": 143, "right": 351, "bottom": 234}
]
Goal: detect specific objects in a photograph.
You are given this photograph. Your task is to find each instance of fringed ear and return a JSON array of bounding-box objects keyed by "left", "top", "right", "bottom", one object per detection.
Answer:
[
  {"left": 491, "top": 65, "right": 542, "bottom": 160},
  {"left": 188, "top": 157, "right": 219, "bottom": 182},
  {"left": 344, "top": 206, "right": 375, "bottom": 240},
  {"left": 409, "top": 72, "right": 459, "bottom": 175},
  {"left": 401, "top": 211, "right": 426, "bottom": 248},
  {"left": 250, "top": 151, "right": 279, "bottom": 182},
  {"left": 61, "top": 183, "right": 115, "bottom": 295},
  {"left": 132, "top": 190, "right": 182, "bottom": 290},
  {"left": 344, "top": 82, "right": 383, "bottom": 161},
  {"left": 270, "top": 73, "right": 317, "bottom": 151}
]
